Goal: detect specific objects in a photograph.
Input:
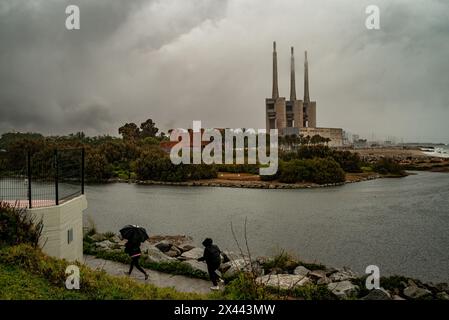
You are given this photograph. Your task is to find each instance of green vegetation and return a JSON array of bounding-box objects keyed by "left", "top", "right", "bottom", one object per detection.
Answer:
[
  {"left": 261, "top": 251, "right": 326, "bottom": 275},
  {"left": 0, "top": 263, "right": 86, "bottom": 300},
  {"left": 133, "top": 151, "right": 217, "bottom": 182},
  {"left": 0, "top": 244, "right": 205, "bottom": 300},
  {"left": 0, "top": 202, "right": 43, "bottom": 248},
  {"left": 372, "top": 158, "right": 407, "bottom": 176},
  {"left": 261, "top": 158, "right": 346, "bottom": 184},
  {"left": 281, "top": 145, "right": 363, "bottom": 173}
]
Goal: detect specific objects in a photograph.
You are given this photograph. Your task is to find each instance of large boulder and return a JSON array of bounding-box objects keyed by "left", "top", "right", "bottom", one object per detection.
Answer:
[
  {"left": 403, "top": 286, "right": 432, "bottom": 299},
  {"left": 94, "top": 240, "right": 114, "bottom": 250},
  {"left": 141, "top": 243, "right": 176, "bottom": 263},
  {"left": 309, "top": 270, "right": 327, "bottom": 278},
  {"left": 222, "top": 258, "right": 263, "bottom": 277},
  {"left": 256, "top": 274, "right": 312, "bottom": 290},
  {"left": 183, "top": 260, "right": 209, "bottom": 274},
  {"left": 110, "top": 235, "right": 122, "bottom": 243},
  {"left": 328, "top": 268, "right": 358, "bottom": 282},
  {"left": 165, "top": 247, "right": 182, "bottom": 258},
  {"left": 293, "top": 266, "right": 310, "bottom": 277},
  {"left": 436, "top": 292, "right": 449, "bottom": 300},
  {"left": 177, "top": 243, "right": 196, "bottom": 253},
  {"left": 361, "top": 289, "right": 392, "bottom": 300},
  {"left": 180, "top": 247, "right": 204, "bottom": 260},
  {"left": 89, "top": 233, "right": 106, "bottom": 242},
  {"left": 155, "top": 240, "right": 172, "bottom": 253},
  {"left": 221, "top": 251, "right": 244, "bottom": 263},
  {"left": 148, "top": 235, "right": 193, "bottom": 246},
  {"left": 327, "top": 281, "right": 359, "bottom": 298}
]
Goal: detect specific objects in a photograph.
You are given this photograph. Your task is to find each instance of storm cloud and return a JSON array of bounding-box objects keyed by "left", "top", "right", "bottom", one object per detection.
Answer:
[{"left": 0, "top": 0, "right": 448, "bottom": 142}]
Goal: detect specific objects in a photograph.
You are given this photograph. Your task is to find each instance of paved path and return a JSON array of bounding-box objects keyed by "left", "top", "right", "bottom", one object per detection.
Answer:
[{"left": 83, "top": 255, "right": 212, "bottom": 295}]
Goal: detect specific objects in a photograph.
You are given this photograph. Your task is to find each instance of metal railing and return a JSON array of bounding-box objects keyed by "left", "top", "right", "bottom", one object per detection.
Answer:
[{"left": 0, "top": 148, "right": 84, "bottom": 208}]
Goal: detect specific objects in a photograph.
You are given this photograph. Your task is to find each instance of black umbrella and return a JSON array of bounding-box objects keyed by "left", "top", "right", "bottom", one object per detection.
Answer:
[{"left": 119, "top": 225, "right": 149, "bottom": 243}]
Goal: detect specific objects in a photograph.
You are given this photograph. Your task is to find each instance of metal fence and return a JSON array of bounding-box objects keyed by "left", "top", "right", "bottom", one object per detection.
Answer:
[{"left": 0, "top": 148, "right": 84, "bottom": 208}]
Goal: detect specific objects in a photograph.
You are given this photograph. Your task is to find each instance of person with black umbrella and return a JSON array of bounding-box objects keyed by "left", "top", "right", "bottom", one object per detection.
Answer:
[{"left": 120, "top": 225, "right": 149, "bottom": 280}]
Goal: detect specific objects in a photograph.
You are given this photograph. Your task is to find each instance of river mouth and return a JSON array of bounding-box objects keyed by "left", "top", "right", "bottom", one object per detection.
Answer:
[{"left": 83, "top": 171, "right": 449, "bottom": 283}]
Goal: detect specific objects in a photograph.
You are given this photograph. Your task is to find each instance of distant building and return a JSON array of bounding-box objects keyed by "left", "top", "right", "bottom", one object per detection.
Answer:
[
  {"left": 354, "top": 139, "right": 368, "bottom": 149},
  {"left": 265, "top": 42, "right": 343, "bottom": 147}
]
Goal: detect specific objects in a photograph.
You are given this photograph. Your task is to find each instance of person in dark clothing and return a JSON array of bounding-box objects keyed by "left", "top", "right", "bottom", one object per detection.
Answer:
[
  {"left": 197, "top": 238, "right": 223, "bottom": 290},
  {"left": 124, "top": 240, "right": 149, "bottom": 280}
]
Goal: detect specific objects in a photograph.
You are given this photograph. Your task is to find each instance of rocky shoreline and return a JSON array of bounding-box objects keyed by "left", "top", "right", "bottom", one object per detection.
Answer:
[{"left": 86, "top": 233, "right": 449, "bottom": 300}]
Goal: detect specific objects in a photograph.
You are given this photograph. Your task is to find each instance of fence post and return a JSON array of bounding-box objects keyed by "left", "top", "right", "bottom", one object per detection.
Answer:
[
  {"left": 81, "top": 148, "right": 85, "bottom": 195},
  {"left": 27, "top": 151, "right": 32, "bottom": 209},
  {"left": 54, "top": 149, "right": 59, "bottom": 206}
]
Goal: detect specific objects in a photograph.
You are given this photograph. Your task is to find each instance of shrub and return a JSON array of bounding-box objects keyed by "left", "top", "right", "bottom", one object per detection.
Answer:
[
  {"left": 278, "top": 160, "right": 311, "bottom": 183},
  {"left": 373, "top": 158, "right": 406, "bottom": 176},
  {"left": 262, "top": 251, "right": 299, "bottom": 274},
  {"left": 134, "top": 152, "right": 217, "bottom": 182},
  {"left": 307, "top": 157, "right": 346, "bottom": 184},
  {"left": 276, "top": 158, "right": 345, "bottom": 185},
  {"left": 330, "top": 150, "right": 362, "bottom": 173},
  {"left": 85, "top": 150, "right": 114, "bottom": 181},
  {"left": 0, "top": 202, "right": 43, "bottom": 248}
]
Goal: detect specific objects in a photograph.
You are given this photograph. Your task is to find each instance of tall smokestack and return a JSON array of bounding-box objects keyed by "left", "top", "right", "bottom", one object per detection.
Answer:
[
  {"left": 272, "top": 41, "right": 279, "bottom": 99},
  {"left": 304, "top": 50, "right": 310, "bottom": 103},
  {"left": 290, "top": 46, "right": 296, "bottom": 101}
]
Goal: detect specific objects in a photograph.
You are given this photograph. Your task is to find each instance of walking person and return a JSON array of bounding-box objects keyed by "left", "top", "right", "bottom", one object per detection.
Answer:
[
  {"left": 197, "top": 238, "right": 224, "bottom": 290},
  {"left": 124, "top": 240, "right": 149, "bottom": 280},
  {"left": 119, "top": 224, "right": 150, "bottom": 281}
]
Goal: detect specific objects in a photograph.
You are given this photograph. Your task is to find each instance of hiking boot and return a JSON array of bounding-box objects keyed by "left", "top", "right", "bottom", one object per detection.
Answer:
[
  {"left": 144, "top": 273, "right": 149, "bottom": 281},
  {"left": 210, "top": 286, "right": 220, "bottom": 291}
]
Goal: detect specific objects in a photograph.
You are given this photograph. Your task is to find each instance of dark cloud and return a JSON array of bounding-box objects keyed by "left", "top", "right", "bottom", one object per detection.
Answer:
[{"left": 0, "top": 0, "right": 448, "bottom": 143}]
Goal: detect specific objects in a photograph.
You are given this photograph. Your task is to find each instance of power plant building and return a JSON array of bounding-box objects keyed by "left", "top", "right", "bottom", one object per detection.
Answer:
[{"left": 265, "top": 42, "right": 343, "bottom": 147}]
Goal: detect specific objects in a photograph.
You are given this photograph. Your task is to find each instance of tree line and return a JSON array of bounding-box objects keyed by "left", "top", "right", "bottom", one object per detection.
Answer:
[{"left": 0, "top": 119, "right": 404, "bottom": 184}]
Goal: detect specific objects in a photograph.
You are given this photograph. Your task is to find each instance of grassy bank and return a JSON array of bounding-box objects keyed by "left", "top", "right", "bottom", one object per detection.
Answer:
[{"left": 0, "top": 244, "right": 205, "bottom": 300}]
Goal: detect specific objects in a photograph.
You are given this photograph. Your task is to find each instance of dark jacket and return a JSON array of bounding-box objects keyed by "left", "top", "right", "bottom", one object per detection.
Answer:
[
  {"left": 198, "top": 244, "right": 221, "bottom": 266},
  {"left": 125, "top": 241, "right": 141, "bottom": 257}
]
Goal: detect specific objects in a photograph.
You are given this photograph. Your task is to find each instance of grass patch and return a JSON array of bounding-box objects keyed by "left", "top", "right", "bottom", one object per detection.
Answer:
[
  {"left": 0, "top": 264, "right": 86, "bottom": 300},
  {"left": 262, "top": 251, "right": 299, "bottom": 274},
  {"left": 0, "top": 244, "right": 206, "bottom": 300}
]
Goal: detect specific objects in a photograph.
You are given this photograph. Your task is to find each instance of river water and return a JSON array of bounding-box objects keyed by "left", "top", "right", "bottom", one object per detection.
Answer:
[{"left": 83, "top": 171, "right": 449, "bottom": 283}]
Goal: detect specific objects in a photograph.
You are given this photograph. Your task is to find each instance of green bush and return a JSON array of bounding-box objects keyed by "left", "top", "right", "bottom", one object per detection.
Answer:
[
  {"left": 0, "top": 202, "right": 43, "bottom": 248},
  {"left": 277, "top": 158, "right": 345, "bottom": 185},
  {"left": 307, "top": 157, "right": 346, "bottom": 184},
  {"left": 373, "top": 158, "right": 406, "bottom": 176},
  {"left": 281, "top": 145, "right": 362, "bottom": 173},
  {"left": 134, "top": 152, "right": 217, "bottom": 182},
  {"left": 262, "top": 251, "right": 299, "bottom": 274}
]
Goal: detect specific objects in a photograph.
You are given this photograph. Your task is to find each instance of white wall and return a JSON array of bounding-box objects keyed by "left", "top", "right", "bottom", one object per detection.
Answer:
[{"left": 28, "top": 195, "right": 87, "bottom": 262}]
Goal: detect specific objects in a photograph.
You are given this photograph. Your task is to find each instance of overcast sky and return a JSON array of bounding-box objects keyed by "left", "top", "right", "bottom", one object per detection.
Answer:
[{"left": 0, "top": 0, "right": 448, "bottom": 143}]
